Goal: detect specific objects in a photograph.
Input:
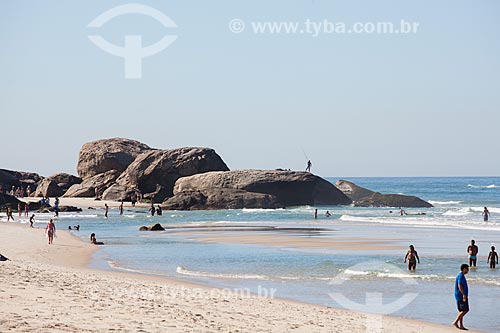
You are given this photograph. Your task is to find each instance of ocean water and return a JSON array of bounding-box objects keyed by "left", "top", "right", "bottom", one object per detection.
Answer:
[{"left": 6, "top": 177, "right": 500, "bottom": 332}]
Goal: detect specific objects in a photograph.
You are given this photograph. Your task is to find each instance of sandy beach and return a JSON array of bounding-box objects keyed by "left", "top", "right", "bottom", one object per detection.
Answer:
[{"left": 0, "top": 215, "right": 481, "bottom": 333}]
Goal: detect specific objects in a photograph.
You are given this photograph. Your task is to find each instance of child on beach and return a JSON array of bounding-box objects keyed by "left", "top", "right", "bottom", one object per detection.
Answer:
[
  {"left": 7, "top": 207, "right": 14, "bottom": 221},
  {"left": 29, "top": 214, "right": 35, "bottom": 228},
  {"left": 487, "top": 246, "right": 498, "bottom": 269},
  {"left": 404, "top": 245, "right": 420, "bottom": 271}
]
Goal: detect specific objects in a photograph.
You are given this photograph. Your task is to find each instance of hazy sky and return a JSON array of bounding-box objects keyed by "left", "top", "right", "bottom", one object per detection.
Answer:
[{"left": 1, "top": 0, "right": 499, "bottom": 177}]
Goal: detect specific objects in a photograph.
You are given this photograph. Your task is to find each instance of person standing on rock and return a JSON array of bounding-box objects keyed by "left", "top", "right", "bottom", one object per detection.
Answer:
[{"left": 305, "top": 160, "right": 312, "bottom": 172}]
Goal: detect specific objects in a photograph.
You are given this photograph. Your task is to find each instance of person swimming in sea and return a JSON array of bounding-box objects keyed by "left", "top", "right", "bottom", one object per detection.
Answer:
[
  {"left": 487, "top": 246, "right": 498, "bottom": 269},
  {"left": 482, "top": 207, "right": 490, "bottom": 222},
  {"left": 404, "top": 245, "right": 420, "bottom": 271},
  {"left": 467, "top": 240, "right": 479, "bottom": 267},
  {"left": 90, "top": 233, "right": 104, "bottom": 245}
]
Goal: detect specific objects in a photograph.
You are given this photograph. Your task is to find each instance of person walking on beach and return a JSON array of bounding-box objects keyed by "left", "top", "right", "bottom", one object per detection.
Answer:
[
  {"left": 119, "top": 201, "right": 124, "bottom": 215},
  {"left": 404, "top": 245, "right": 420, "bottom": 271},
  {"left": 24, "top": 203, "right": 29, "bottom": 217},
  {"left": 487, "top": 246, "right": 498, "bottom": 269},
  {"left": 305, "top": 160, "right": 312, "bottom": 172},
  {"left": 104, "top": 204, "right": 109, "bottom": 219},
  {"left": 45, "top": 219, "right": 56, "bottom": 245},
  {"left": 7, "top": 207, "right": 14, "bottom": 221},
  {"left": 29, "top": 214, "right": 35, "bottom": 228},
  {"left": 467, "top": 240, "right": 478, "bottom": 267},
  {"left": 453, "top": 264, "right": 470, "bottom": 330},
  {"left": 482, "top": 207, "right": 490, "bottom": 222}
]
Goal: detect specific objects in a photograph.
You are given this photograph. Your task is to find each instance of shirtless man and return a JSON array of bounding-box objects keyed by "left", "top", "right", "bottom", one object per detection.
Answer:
[
  {"left": 404, "top": 245, "right": 420, "bottom": 271},
  {"left": 467, "top": 240, "right": 479, "bottom": 267}
]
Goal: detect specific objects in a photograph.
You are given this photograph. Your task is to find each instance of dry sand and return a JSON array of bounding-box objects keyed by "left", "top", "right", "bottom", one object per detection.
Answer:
[{"left": 0, "top": 219, "right": 482, "bottom": 332}]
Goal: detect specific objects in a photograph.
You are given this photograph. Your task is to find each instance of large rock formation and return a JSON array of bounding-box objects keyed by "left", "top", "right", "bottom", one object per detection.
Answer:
[
  {"left": 63, "top": 170, "right": 121, "bottom": 197},
  {"left": 76, "top": 138, "right": 151, "bottom": 179},
  {"left": 48, "top": 173, "right": 82, "bottom": 192},
  {"left": 33, "top": 179, "right": 65, "bottom": 197},
  {"left": 169, "top": 170, "right": 352, "bottom": 209},
  {"left": 103, "top": 147, "right": 229, "bottom": 202},
  {"left": 0, "top": 193, "right": 22, "bottom": 211},
  {"left": 335, "top": 180, "right": 433, "bottom": 208},
  {"left": 162, "top": 188, "right": 282, "bottom": 210},
  {"left": 0, "top": 169, "right": 43, "bottom": 192},
  {"left": 34, "top": 173, "right": 82, "bottom": 197}
]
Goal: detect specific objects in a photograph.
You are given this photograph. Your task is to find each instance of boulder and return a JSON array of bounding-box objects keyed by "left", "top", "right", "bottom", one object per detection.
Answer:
[
  {"left": 33, "top": 179, "right": 65, "bottom": 198},
  {"left": 162, "top": 188, "right": 282, "bottom": 210},
  {"left": 0, "top": 193, "right": 22, "bottom": 211},
  {"left": 47, "top": 173, "right": 82, "bottom": 192},
  {"left": 76, "top": 138, "right": 151, "bottom": 179},
  {"left": 48, "top": 205, "right": 82, "bottom": 212},
  {"left": 173, "top": 170, "right": 352, "bottom": 207},
  {"left": 335, "top": 180, "right": 433, "bottom": 208},
  {"left": 63, "top": 170, "right": 121, "bottom": 197},
  {"left": 103, "top": 147, "right": 229, "bottom": 202},
  {"left": 0, "top": 169, "right": 43, "bottom": 194},
  {"left": 139, "top": 223, "right": 165, "bottom": 231},
  {"left": 334, "top": 180, "right": 376, "bottom": 202}
]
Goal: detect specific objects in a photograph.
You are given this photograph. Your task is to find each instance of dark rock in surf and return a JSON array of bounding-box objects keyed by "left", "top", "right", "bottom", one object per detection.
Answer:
[
  {"left": 335, "top": 179, "right": 433, "bottom": 208},
  {"left": 162, "top": 188, "right": 282, "bottom": 210},
  {"left": 139, "top": 223, "right": 165, "bottom": 231}
]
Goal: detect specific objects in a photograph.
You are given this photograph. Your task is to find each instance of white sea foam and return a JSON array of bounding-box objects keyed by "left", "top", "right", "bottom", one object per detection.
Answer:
[
  {"left": 176, "top": 266, "right": 269, "bottom": 280},
  {"left": 467, "top": 184, "right": 500, "bottom": 189},
  {"left": 428, "top": 200, "right": 462, "bottom": 205},
  {"left": 242, "top": 208, "right": 284, "bottom": 213},
  {"left": 176, "top": 266, "right": 331, "bottom": 281}
]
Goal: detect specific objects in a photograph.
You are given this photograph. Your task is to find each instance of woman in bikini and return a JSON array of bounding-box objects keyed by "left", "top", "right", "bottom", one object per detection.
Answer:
[{"left": 45, "top": 219, "right": 56, "bottom": 245}]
